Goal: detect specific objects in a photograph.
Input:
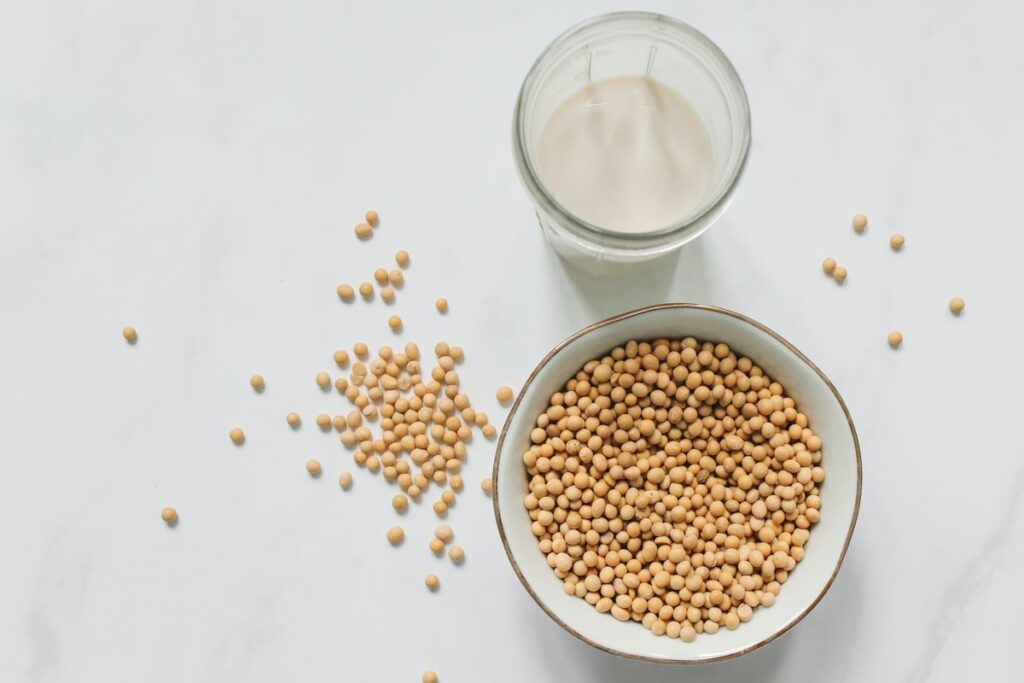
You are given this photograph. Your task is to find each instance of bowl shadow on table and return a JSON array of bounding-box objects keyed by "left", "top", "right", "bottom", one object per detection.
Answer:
[
  {"left": 548, "top": 235, "right": 713, "bottom": 322},
  {"left": 522, "top": 548, "right": 865, "bottom": 683}
]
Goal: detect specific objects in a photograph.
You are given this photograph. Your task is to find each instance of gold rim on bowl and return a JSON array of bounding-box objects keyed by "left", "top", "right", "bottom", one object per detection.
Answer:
[{"left": 491, "top": 303, "right": 862, "bottom": 664}]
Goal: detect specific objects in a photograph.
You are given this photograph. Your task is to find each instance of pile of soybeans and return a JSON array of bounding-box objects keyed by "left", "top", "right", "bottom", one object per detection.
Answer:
[{"left": 522, "top": 336, "right": 824, "bottom": 641}]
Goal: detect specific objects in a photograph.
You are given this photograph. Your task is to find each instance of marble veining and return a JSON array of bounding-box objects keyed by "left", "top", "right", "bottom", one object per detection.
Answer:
[{"left": 0, "top": 1, "right": 1021, "bottom": 682}]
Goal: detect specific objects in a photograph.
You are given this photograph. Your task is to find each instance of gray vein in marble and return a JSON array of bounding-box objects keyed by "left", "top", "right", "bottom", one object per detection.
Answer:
[
  {"left": 905, "top": 465, "right": 1024, "bottom": 683},
  {"left": 25, "top": 530, "right": 93, "bottom": 683},
  {"left": 200, "top": 594, "right": 278, "bottom": 683}
]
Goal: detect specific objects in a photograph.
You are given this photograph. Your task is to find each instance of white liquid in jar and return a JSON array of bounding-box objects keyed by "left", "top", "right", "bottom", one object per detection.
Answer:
[{"left": 536, "top": 76, "right": 712, "bottom": 234}]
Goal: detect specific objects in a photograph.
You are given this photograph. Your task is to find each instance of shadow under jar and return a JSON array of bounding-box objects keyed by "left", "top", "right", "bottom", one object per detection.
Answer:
[{"left": 513, "top": 12, "right": 751, "bottom": 268}]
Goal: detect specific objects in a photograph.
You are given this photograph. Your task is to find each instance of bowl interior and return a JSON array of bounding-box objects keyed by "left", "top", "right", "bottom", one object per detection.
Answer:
[{"left": 493, "top": 305, "right": 860, "bottom": 663}]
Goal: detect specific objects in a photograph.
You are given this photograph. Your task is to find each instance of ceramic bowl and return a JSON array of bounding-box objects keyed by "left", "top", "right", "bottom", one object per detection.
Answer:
[{"left": 492, "top": 304, "right": 861, "bottom": 663}]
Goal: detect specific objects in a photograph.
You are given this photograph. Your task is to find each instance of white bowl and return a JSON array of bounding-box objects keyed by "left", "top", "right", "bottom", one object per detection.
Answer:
[{"left": 492, "top": 304, "right": 861, "bottom": 663}]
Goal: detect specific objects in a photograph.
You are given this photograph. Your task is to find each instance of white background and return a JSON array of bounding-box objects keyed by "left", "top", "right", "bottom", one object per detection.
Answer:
[{"left": 1, "top": 1, "right": 1021, "bottom": 682}]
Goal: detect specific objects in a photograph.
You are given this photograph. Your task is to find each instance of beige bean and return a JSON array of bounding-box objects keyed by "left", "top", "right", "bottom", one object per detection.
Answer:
[{"left": 852, "top": 213, "right": 867, "bottom": 233}]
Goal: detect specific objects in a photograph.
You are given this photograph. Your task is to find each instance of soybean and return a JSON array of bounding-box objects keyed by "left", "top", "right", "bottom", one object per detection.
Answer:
[{"left": 852, "top": 213, "right": 867, "bottom": 233}]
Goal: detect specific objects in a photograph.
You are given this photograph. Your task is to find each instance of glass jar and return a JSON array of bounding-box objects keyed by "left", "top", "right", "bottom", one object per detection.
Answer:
[{"left": 513, "top": 12, "right": 751, "bottom": 267}]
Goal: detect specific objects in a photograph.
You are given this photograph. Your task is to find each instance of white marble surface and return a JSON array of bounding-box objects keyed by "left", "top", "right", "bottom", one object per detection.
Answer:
[{"left": 1, "top": 1, "right": 1021, "bottom": 681}]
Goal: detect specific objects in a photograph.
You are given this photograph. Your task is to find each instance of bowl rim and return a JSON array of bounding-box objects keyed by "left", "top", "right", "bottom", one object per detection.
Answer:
[{"left": 491, "top": 303, "right": 862, "bottom": 664}]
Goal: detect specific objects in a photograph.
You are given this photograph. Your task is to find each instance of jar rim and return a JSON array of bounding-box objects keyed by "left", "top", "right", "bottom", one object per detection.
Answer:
[{"left": 512, "top": 11, "right": 752, "bottom": 250}]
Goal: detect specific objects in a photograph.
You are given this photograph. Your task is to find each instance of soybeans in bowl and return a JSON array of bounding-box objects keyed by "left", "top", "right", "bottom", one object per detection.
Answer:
[{"left": 492, "top": 304, "right": 861, "bottom": 663}]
